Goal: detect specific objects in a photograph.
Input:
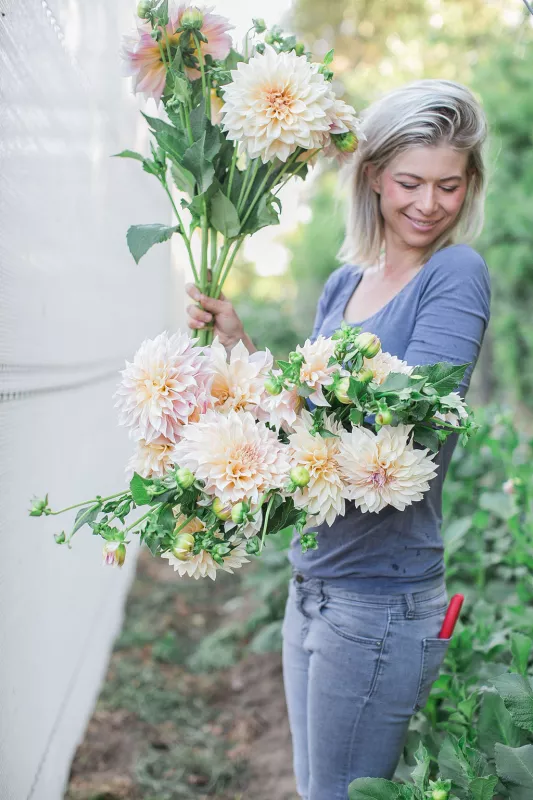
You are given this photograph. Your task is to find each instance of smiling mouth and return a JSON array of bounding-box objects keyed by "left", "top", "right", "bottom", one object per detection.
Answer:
[{"left": 403, "top": 214, "right": 442, "bottom": 226}]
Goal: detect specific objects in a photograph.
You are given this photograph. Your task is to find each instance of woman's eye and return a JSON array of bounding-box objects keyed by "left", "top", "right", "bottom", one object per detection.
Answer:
[
  {"left": 399, "top": 182, "right": 459, "bottom": 193},
  {"left": 399, "top": 183, "right": 417, "bottom": 189},
  {"left": 441, "top": 186, "right": 459, "bottom": 193}
]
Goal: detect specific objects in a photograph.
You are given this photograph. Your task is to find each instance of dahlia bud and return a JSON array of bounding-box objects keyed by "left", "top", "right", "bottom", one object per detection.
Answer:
[
  {"left": 103, "top": 542, "right": 126, "bottom": 568},
  {"left": 290, "top": 466, "right": 310, "bottom": 488},
  {"left": 231, "top": 501, "right": 250, "bottom": 525},
  {"left": 137, "top": 0, "right": 155, "bottom": 19},
  {"left": 255, "top": 42, "right": 266, "bottom": 54},
  {"left": 264, "top": 31, "right": 276, "bottom": 45},
  {"left": 353, "top": 367, "right": 374, "bottom": 385},
  {"left": 29, "top": 495, "right": 50, "bottom": 516},
  {"left": 331, "top": 131, "right": 359, "bottom": 154},
  {"left": 253, "top": 17, "right": 267, "bottom": 33},
  {"left": 333, "top": 376, "right": 351, "bottom": 404},
  {"left": 289, "top": 351, "right": 305, "bottom": 366},
  {"left": 264, "top": 376, "right": 282, "bottom": 395},
  {"left": 180, "top": 6, "right": 204, "bottom": 30},
  {"left": 318, "top": 64, "right": 334, "bottom": 81},
  {"left": 176, "top": 467, "right": 195, "bottom": 489},
  {"left": 212, "top": 497, "right": 232, "bottom": 521},
  {"left": 172, "top": 532, "right": 195, "bottom": 560},
  {"left": 54, "top": 531, "right": 66, "bottom": 544},
  {"left": 375, "top": 408, "right": 393, "bottom": 426},
  {"left": 354, "top": 332, "right": 381, "bottom": 358},
  {"left": 300, "top": 532, "right": 318, "bottom": 552},
  {"left": 294, "top": 42, "right": 305, "bottom": 56},
  {"left": 431, "top": 791, "right": 448, "bottom": 800},
  {"left": 246, "top": 537, "right": 261, "bottom": 555}
]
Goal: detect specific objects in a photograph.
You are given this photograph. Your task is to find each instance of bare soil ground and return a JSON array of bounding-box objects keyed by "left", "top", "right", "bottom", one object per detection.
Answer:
[{"left": 65, "top": 549, "right": 298, "bottom": 800}]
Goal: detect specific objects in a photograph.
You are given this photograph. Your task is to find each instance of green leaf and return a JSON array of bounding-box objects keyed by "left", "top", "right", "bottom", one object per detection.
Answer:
[
  {"left": 170, "top": 162, "right": 196, "bottom": 196},
  {"left": 72, "top": 504, "right": 100, "bottom": 534},
  {"left": 478, "top": 692, "right": 524, "bottom": 756},
  {"left": 323, "top": 48, "right": 335, "bottom": 65},
  {"left": 209, "top": 189, "right": 241, "bottom": 238},
  {"left": 182, "top": 133, "right": 215, "bottom": 194},
  {"left": 413, "top": 424, "right": 441, "bottom": 452},
  {"left": 511, "top": 633, "right": 533, "bottom": 677},
  {"left": 348, "top": 777, "right": 407, "bottom": 800},
  {"left": 375, "top": 372, "right": 413, "bottom": 393},
  {"left": 495, "top": 743, "right": 533, "bottom": 797},
  {"left": 126, "top": 223, "right": 180, "bottom": 264},
  {"left": 468, "top": 776, "right": 499, "bottom": 800},
  {"left": 347, "top": 378, "right": 367, "bottom": 401},
  {"left": 129, "top": 473, "right": 152, "bottom": 506},
  {"left": 413, "top": 362, "right": 469, "bottom": 395},
  {"left": 411, "top": 742, "right": 430, "bottom": 791},
  {"left": 111, "top": 149, "right": 145, "bottom": 162},
  {"left": 157, "top": 504, "right": 176, "bottom": 536},
  {"left": 242, "top": 192, "right": 282, "bottom": 234},
  {"left": 438, "top": 736, "right": 473, "bottom": 795},
  {"left": 349, "top": 408, "right": 364, "bottom": 426},
  {"left": 492, "top": 674, "right": 533, "bottom": 732}
]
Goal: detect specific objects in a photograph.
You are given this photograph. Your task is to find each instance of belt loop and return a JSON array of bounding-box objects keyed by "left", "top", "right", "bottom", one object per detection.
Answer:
[{"left": 404, "top": 592, "right": 416, "bottom": 620}]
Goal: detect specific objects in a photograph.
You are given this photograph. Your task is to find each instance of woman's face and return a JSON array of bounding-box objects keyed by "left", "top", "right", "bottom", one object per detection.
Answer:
[{"left": 368, "top": 145, "right": 470, "bottom": 250}]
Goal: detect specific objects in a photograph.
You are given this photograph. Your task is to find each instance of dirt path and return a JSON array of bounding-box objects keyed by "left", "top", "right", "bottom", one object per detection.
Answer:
[{"left": 66, "top": 548, "right": 298, "bottom": 800}]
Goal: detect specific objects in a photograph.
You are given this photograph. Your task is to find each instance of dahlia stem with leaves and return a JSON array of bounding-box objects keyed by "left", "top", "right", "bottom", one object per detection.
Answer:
[{"left": 117, "top": 1, "right": 361, "bottom": 346}]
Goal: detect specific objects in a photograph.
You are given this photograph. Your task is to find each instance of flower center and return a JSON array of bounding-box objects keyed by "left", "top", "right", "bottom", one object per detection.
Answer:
[
  {"left": 369, "top": 469, "right": 387, "bottom": 488},
  {"left": 229, "top": 443, "right": 260, "bottom": 476},
  {"left": 264, "top": 86, "right": 294, "bottom": 120}
]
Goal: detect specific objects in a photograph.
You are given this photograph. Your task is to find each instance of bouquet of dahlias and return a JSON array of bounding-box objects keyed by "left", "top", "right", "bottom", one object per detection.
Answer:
[
  {"left": 118, "top": 0, "right": 361, "bottom": 346},
  {"left": 30, "top": 324, "right": 477, "bottom": 580}
]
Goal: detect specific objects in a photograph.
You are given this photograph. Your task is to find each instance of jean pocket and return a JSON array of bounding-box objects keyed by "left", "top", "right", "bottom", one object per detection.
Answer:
[
  {"left": 413, "top": 636, "right": 451, "bottom": 711},
  {"left": 318, "top": 594, "right": 388, "bottom": 648}
]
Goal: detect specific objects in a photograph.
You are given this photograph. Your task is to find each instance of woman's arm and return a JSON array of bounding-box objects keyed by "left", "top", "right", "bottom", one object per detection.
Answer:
[{"left": 403, "top": 246, "right": 491, "bottom": 398}]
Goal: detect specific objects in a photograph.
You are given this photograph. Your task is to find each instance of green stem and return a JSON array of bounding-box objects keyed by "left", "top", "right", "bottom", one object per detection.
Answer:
[
  {"left": 240, "top": 161, "right": 279, "bottom": 228},
  {"left": 213, "top": 236, "right": 245, "bottom": 298},
  {"left": 124, "top": 504, "right": 162, "bottom": 534},
  {"left": 210, "top": 227, "right": 218, "bottom": 271},
  {"left": 227, "top": 145, "right": 238, "bottom": 200},
  {"left": 49, "top": 491, "right": 127, "bottom": 516},
  {"left": 173, "top": 512, "right": 197, "bottom": 537},
  {"left": 210, "top": 239, "right": 233, "bottom": 296},
  {"left": 273, "top": 149, "right": 318, "bottom": 197},
  {"left": 192, "top": 32, "right": 209, "bottom": 117},
  {"left": 161, "top": 180, "right": 199, "bottom": 283},
  {"left": 259, "top": 494, "right": 276, "bottom": 554},
  {"left": 162, "top": 26, "right": 174, "bottom": 75},
  {"left": 201, "top": 197, "right": 209, "bottom": 292},
  {"left": 156, "top": 37, "right": 170, "bottom": 75},
  {"left": 237, "top": 158, "right": 261, "bottom": 215}
]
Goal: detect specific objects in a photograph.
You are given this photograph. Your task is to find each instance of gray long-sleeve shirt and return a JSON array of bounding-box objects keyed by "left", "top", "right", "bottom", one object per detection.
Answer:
[{"left": 288, "top": 244, "right": 491, "bottom": 593}]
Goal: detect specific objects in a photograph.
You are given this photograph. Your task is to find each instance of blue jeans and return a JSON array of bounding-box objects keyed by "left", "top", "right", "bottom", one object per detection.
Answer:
[{"left": 281, "top": 571, "right": 452, "bottom": 800}]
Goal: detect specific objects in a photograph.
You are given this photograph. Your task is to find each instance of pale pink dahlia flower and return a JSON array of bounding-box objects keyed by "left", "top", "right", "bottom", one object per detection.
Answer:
[
  {"left": 296, "top": 336, "right": 338, "bottom": 406},
  {"left": 168, "top": 3, "right": 233, "bottom": 79},
  {"left": 162, "top": 537, "right": 249, "bottom": 580},
  {"left": 208, "top": 337, "right": 273, "bottom": 415},
  {"left": 258, "top": 370, "right": 305, "bottom": 432},
  {"left": 220, "top": 45, "right": 336, "bottom": 163},
  {"left": 336, "top": 424, "right": 438, "bottom": 513},
  {"left": 362, "top": 351, "right": 413, "bottom": 386},
  {"left": 172, "top": 409, "right": 290, "bottom": 506},
  {"left": 288, "top": 409, "right": 346, "bottom": 527},
  {"left": 114, "top": 331, "right": 214, "bottom": 445},
  {"left": 126, "top": 435, "right": 176, "bottom": 479},
  {"left": 121, "top": 20, "right": 181, "bottom": 104}
]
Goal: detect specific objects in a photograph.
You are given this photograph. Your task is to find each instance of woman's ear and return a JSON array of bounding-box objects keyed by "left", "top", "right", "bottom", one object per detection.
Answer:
[{"left": 365, "top": 163, "right": 381, "bottom": 194}]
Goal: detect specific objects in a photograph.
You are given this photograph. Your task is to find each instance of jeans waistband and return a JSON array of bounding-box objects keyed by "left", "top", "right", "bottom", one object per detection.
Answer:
[{"left": 290, "top": 568, "right": 447, "bottom": 606}]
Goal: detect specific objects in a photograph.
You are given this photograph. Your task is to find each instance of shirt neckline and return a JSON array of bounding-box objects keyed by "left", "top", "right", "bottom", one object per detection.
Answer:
[{"left": 341, "top": 252, "right": 437, "bottom": 327}]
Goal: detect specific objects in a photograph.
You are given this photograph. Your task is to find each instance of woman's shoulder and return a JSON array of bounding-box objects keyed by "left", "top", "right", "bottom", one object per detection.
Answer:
[
  {"left": 425, "top": 243, "right": 490, "bottom": 283},
  {"left": 320, "top": 263, "right": 359, "bottom": 300}
]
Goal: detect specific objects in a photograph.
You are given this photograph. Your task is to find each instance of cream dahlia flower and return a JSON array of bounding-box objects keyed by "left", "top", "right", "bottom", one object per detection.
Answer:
[
  {"left": 288, "top": 409, "right": 345, "bottom": 526},
  {"left": 162, "top": 540, "right": 249, "bottom": 580},
  {"left": 126, "top": 436, "right": 176, "bottom": 479},
  {"left": 172, "top": 409, "right": 290, "bottom": 505},
  {"left": 362, "top": 351, "right": 413, "bottom": 386},
  {"left": 208, "top": 337, "right": 273, "bottom": 415},
  {"left": 434, "top": 392, "right": 468, "bottom": 427},
  {"left": 114, "top": 331, "right": 214, "bottom": 445},
  {"left": 168, "top": 4, "right": 233, "bottom": 80},
  {"left": 336, "top": 424, "right": 438, "bottom": 514},
  {"left": 220, "top": 45, "right": 335, "bottom": 163},
  {"left": 258, "top": 371, "right": 305, "bottom": 432},
  {"left": 321, "top": 98, "right": 361, "bottom": 163},
  {"left": 297, "top": 336, "right": 338, "bottom": 406}
]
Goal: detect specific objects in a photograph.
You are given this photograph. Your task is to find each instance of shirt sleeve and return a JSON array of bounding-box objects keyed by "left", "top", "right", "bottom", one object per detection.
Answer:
[
  {"left": 310, "top": 264, "right": 352, "bottom": 342},
  {"left": 402, "top": 246, "right": 491, "bottom": 398}
]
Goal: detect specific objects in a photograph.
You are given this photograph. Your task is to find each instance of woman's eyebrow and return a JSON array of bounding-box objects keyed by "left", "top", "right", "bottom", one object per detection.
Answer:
[{"left": 393, "top": 172, "right": 463, "bottom": 181}]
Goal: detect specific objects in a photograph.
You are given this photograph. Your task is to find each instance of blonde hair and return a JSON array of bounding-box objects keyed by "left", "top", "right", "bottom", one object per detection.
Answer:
[{"left": 337, "top": 79, "right": 489, "bottom": 269}]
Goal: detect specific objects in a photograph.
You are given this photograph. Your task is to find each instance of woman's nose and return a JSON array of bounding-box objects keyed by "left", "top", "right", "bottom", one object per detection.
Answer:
[{"left": 415, "top": 186, "right": 438, "bottom": 215}]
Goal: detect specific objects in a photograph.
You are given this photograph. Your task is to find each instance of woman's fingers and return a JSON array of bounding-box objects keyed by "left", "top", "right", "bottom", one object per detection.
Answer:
[{"left": 187, "top": 303, "right": 212, "bottom": 323}]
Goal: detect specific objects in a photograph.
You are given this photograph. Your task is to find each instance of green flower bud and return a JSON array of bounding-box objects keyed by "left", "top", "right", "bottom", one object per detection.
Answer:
[
  {"left": 353, "top": 367, "right": 374, "bottom": 384},
  {"left": 231, "top": 501, "right": 250, "bottom": 525},
  {"left": 212, "top": 497, "right": 232, "bottom": 521},
  {"left": 331, "top": 131, "right": 359, "bottom": 154},
  {"left": 375, "top": 408, "right": 392, "bottom": 426},
  {"left": 300, "top": 532, "right": 318, "bottom": 553},
  {"left": 180, "top": 6, "right": 204, "bottom": 30},
  {"left": 290, "top": 466, "right": 310, "bottom": 488},
  {"left": 245, "top": 537, "right": 261, "bottom": 555},
  {"left": 253, "top": 17, "right": 267, "bottom": 33},
  {"left": 255, "top": 42, "right": 266, "bottom": 55},
  {"left": 103, "top": 541, "right": 127, "bottom": 567},
  {"left": 137, "top": 0, "right": 155, "bottom": 19},
  {"left": 294, "top": 42, "right": 305, "bottom": 56},
  {"left": 289, "top": 351, "right": 304, "bottom": 366},
  {"left": 176, "top": 467, "right": 195, "bottom": 489},
  {"left": 355, "top": 332, "right": 381, "bottom": 358},
  {"left": 318, "top": 64, "right": 334, "bottom": 80},
  {"left": 115, "top": 543, "right": 127, "bottom": 567},
  {"left": 264, "top": 376, "right": 282, "bottom": 395},
  {"left": 29, "top": 495, "right": 50, "bottom": 516},
  {"left": 264, "top": 31, "right": 276, "bottom": 45},
  {"left": 172, "top": 532, "right": 195, "bottom": 560},
  {"left": 54, "top": 531, "right": 66, "bottom": 544},
  {"left": 431, "top": 791, "right": 448, "bottom": 800},
  {"left": 333, "top": 376, "right": 351, "bottom": 404}
]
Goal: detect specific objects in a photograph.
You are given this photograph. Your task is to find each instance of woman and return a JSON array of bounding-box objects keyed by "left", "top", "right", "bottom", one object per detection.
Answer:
[{"left": 185, "top": 79, "right": 491, "bottom": 799}]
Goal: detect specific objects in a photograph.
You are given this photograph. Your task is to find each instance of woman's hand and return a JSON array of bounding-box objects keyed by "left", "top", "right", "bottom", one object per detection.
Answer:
[{"left": 185, "top": 281, "right": 256, "bottom": 352}]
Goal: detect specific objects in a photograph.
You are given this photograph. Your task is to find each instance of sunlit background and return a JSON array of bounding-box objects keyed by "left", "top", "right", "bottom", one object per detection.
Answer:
[{"left": 1, "top": 1, "right": 533, "bottom": 798}]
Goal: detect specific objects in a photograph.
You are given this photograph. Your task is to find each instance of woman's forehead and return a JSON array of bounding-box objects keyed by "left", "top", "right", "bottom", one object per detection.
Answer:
[{"left": 388, "top": 145, "right": 468, "bottom": 178}]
